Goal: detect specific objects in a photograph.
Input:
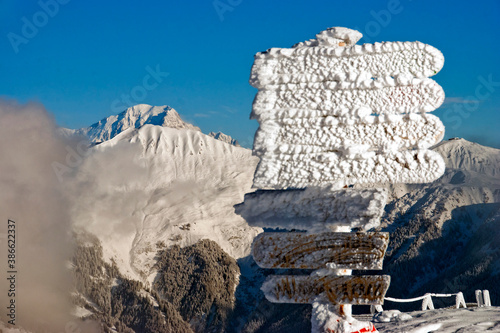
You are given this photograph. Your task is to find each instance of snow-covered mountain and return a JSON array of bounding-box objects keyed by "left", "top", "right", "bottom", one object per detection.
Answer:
[
  {"left": 380, "top": 138, "right": 500, "bottom": 308},
  {"left": 75, "top": 104, "right": 201, "bottom": 143},
  {"left": 69, "top": 124, "right": 261, "bottom": 282},
  {"left": 434, "top": 138, "right": 500, "bottom": 185},
  {"left": 209, "top": 131, "right": 240, "bottom": 147},
  {"left": 383, "top": 138, "right": 500, "bottom": 226},
  {"left": 62, "top": 109, "right": 500, "bottom": 332},
  {"left": 64, "top": 104, "right": 239, "bottom": 147}
]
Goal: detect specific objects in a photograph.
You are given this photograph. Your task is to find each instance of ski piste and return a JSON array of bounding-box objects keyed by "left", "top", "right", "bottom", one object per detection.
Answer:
[
  {"left": 252, "top": 232, "right": 389, "bottom": 270},
  {"left": 249, "top": 41, "right": 444, "bottom": 89},
  {"left": 252, "top": 77, "right": 444, "bottom": 118},
  {"left": 235, "top": 187, "right": 387, "bottom": 232},
  {"left": 253, "top": 149, "right": 445, "bottom": 189},
  {"left": 253, "top": 113, "right": 445, "bottom": 157},
  {"left": 261, "top": 275, "right": 391, "bottom": 305}
]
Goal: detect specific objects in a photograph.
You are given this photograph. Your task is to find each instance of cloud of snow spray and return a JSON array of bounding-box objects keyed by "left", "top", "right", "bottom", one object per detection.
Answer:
[
  {"left": 0, "top": 100, "right": 97, "bottom": 332},
  {"left": 68, "top": 139, "right": 148, "bottom": 244}
]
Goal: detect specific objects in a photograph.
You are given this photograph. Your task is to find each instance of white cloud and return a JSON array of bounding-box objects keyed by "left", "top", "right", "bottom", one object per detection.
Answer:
[
  {"left": 194, "top": 113, "right": 211, "bottom": 118},
  {"left": 443, "top": 97, "right": 480, "bottom": 104}
]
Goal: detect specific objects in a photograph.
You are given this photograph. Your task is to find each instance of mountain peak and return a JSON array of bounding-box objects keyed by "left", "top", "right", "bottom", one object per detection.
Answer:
[
  {"left": 68, "top": 104, "right": 241, "bottom": 147},
  {"left": 122, "top": 104, "right": 197, "bottom": 130},
  {"left": 80, "top": 104, "right": 200, "bottom": 144},
  {"left": 432, "top": 137, "right": 500, "bottom": 179},
  {"left": 208, "top": 131, "right": 240, "bottom": 147}
]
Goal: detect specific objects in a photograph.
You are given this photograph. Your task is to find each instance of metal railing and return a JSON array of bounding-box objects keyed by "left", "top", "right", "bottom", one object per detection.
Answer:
[{"left": 371, "top": 290, "right": 491, "bottom": 313}]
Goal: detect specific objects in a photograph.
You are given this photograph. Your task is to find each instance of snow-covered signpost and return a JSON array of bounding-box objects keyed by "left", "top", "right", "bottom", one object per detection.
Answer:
[{"left": 238, "top": 27, "right": 446, "bottom": 333}]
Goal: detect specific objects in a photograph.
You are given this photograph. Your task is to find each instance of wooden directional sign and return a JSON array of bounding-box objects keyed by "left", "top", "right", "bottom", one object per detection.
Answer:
[
  {"left": 253, "top": 114, "right": 445, "bottom": 157},
  {"left": 252, "top": 78, "right": 445, "bottom": 118},
  {"left": 243, "top": 27, "right": 449, "bottom": 316},
  {"left": 261, "top": 275, "right": 390, "bottom": 305},
  {"left": 249, "top": 29, "right": 446, "bottom": 190},
  {"left": 249, "top": 41, "right": 444, "bottom": 89},
  {"left": 236, "top": 188, "right": 387, "bottom": 233},
  {"left": 253, "top": 149, "right": 446, "bottom": 189},
  {"left": 252, "top": 232, "right": 389, "bottom": 270}
]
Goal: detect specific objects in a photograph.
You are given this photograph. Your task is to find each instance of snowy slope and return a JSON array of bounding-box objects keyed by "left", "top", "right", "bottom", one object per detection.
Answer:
[
  {"left": 380, "top": 138, "right": 500, "bottom": 306},
  {"left": 383, "top": 138, "right": 500, "bottom": 227},
  {"left": 373, "top": 307, "right": 500, "bottom": 332},
  {"left": 434, "top": 138, "right": 500, "bottom": 186},
  {"left": 64, "top": 107, "right": 500, "bottom": 328},
  {"left": 5, "top": 308, "right": 499, "bottom": 333},
  {"left": 69, "top": 125, "right": 261, "bottom": 282}
]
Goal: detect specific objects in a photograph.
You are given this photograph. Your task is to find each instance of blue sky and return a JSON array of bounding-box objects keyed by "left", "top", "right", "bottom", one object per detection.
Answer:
[{"left": 1, "top": 0, "right": 499, "bottom": 148}]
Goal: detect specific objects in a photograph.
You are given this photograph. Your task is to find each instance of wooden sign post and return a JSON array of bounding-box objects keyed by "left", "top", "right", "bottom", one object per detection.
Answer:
[
  {"left": 243, "top": 26, "right": 446, "bottom": 333},
  {"left": 262, "top": 275, "right": 391, "bottom": 305},
  {"left": 253, "top": 232, "right": 389, "bottom": 270},
  {"left": 252, "top": 232, "right": 391, "bottom": 324}
]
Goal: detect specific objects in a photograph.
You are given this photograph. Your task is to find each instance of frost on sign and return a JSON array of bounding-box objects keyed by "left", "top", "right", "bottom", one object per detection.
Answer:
[
  {"left": 250, "top": 27, "right": 446, "bottom": 189},
  {"left": 236, "top": 187, "right": 387, "bottom": 232},
  {"left": 261, "top": 275, "right": 391, "bottom": 305},
  {"left": 252, "top": 232, "right": 389, "bottom": 270},
  {"left": 244, "top": 27, "right": 446, "bottom": 328}
]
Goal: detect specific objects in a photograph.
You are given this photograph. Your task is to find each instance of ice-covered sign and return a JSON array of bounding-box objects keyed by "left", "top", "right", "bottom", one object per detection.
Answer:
[
  {"left": 252, "top": 232, "right": 389, "bottom": 269},
  {"left": 236, "top": 187, "right": 387, "bottom": 232},
  {"left": 261, "top": 275, "right": 391, "bottom": 305},
  {"left": 250, "top": 27, "right": 446, "bottom": 189},
  {"left": 244, "top": 27, "right": 446, "bottom": 332}
]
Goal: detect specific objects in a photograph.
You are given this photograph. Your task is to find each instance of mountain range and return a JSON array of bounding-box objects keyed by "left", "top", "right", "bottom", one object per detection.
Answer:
[
  {"left": 61, "top": 104, "right": 238, "bottom": 147},
  {"left": 380, "top": 138, "right": 500, "bottom": 310},
  {"left": 62, "top": 105, "right": 500, "bottom": 332}
]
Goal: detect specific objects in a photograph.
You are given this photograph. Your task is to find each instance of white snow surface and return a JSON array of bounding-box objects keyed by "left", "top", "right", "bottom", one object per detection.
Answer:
[
  {"left": 373, "top": 309, "right": 412, "bottom": 323},
  {"left": 69, "top": 124, "right": 261, "bottom": 281},
  {"left": 373, "top": 307, "right": 500, "bottom": 332},
  {"left": 312, "top": 295, "right": 376, "bottom": 333},
  {"left": 72, "top": 306, "right": 93, "bottom": 318},
  {"left": 314, "top": 27, "right": 363, "bottom": 47}
]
